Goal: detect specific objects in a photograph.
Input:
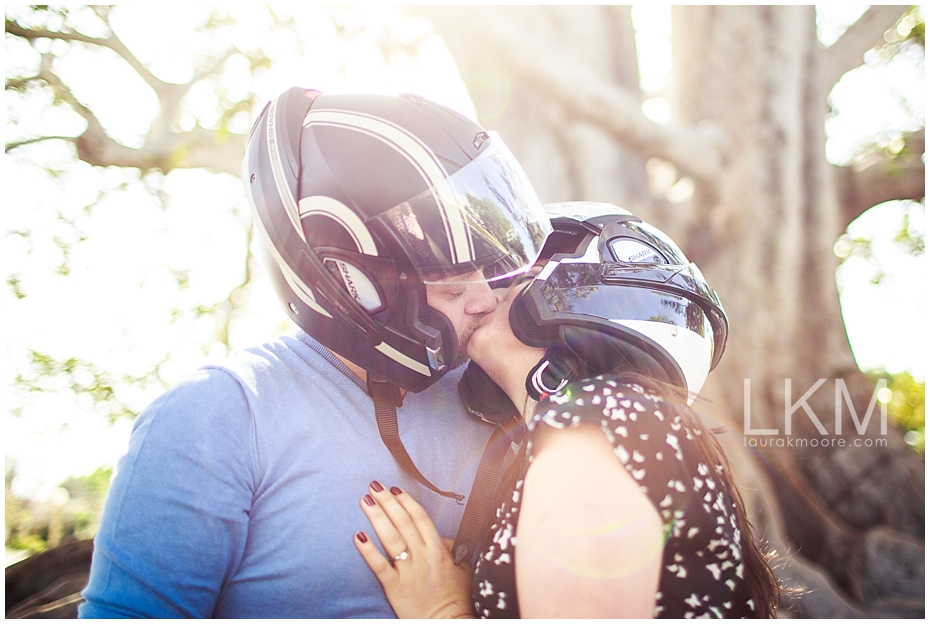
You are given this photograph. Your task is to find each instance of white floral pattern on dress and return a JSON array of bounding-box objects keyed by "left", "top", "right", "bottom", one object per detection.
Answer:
[{"left": 472, "top": 377, "right": 756, "bottom": 619}]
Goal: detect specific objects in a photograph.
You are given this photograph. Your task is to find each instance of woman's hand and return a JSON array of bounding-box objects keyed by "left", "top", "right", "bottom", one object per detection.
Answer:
[{"left": 354, "top": 482, "right": 475, "bottom": 619}]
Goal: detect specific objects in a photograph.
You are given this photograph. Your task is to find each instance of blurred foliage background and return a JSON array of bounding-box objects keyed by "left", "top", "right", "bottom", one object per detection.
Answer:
[{"left": 3, "top": 11, "right": 924, "bottom": 619}]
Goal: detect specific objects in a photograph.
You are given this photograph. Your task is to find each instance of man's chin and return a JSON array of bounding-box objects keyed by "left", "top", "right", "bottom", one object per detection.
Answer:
[{"left": 449, "top": 328, "right": 479, "bottom": 371}]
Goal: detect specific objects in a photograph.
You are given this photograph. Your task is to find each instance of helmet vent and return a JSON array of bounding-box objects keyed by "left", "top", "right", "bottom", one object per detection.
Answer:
[{"left": 473, "top": 132, "right": 489, "bottom": 149}]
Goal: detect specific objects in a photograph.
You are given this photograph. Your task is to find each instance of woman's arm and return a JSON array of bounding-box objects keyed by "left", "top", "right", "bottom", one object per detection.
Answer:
[{"left": 516, "top": 423, "right": 664, "bottom": 618}]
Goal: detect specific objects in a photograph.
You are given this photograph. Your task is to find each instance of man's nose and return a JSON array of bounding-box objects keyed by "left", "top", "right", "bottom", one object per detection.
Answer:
[{"left": 464, "top": 282, "right": 498, "bottom": 315}]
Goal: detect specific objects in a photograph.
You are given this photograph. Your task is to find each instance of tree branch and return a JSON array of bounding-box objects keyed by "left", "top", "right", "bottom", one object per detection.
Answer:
[
  {"left": 819, "top": 6, "right": 909, "bottom": 94},
  {"left": 9, "top": 52, "right": 244, "bottom": 175},
  {"left": 420, "top": 6, "right": 727, "bottom": 184},
  {"left": 191, "top": 49, "right": 237, "bottom": 85},
  {"left": 5, "top": 19, "right": 101, "bottom": 46},
  {"left": 836, "top": 129, "right": 925, "bottom": 228},
  {"left": 6, "top": 18, "right": 167, "bottom": 95},
  {"left": 169, "top": 127, "right": 247, "bottom": 177},
  {"left": 6, "top": 135, "right": 77, "bottom": 152},
  {"left": 7, "top": 13, "right": 247, "bottom": 176},
  {"left": 25, "top": 53, "right": 141, "bottom": 168},
  {"left": 71, "top": 124, "right": 245, "bottom": 176},
  {"left": 7, "top": 72, "right": 43, "bottom": 92}
]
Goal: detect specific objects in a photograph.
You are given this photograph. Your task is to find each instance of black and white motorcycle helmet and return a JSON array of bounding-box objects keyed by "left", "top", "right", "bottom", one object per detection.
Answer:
[
  {"left": 243, "top": 87, "right": 551, "bottom": 391},
  {"left": 511, "top": 201, "right": 728, "bottom": 403}
]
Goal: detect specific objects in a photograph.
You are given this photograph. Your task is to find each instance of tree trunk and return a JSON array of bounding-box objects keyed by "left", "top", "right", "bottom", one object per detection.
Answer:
[
  {"left": 421, "top": 4, "right": 924, "bottom": 617},
  {"left": 669, "top": 5, "right": 852, "bottom": 423},
  {"left": 424, "top": 6, "right": 653, "bottom": 213}
]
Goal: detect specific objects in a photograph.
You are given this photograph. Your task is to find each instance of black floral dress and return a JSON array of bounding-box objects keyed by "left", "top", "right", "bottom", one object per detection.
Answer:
[{"left": 472, "top": 376, "right": 757, "bottom": 618}]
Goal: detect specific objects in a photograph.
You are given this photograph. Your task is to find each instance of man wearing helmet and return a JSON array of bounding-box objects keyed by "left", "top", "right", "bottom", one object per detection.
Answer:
[{"left": 79, "top": 89, "right": 551, "bottom": 618}]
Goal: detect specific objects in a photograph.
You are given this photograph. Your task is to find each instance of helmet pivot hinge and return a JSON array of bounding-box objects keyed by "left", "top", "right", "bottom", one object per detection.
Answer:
[{"left": 426, "top": 345, "right": 445, "bottom": 372}]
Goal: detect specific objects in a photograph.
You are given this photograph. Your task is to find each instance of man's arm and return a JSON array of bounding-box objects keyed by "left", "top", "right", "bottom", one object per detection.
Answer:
[{"left": 79, "top": 368, "right": 258, "bottom": 618}]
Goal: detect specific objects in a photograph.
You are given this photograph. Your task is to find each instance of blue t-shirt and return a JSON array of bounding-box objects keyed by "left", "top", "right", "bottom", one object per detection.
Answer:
[{"left": 79, "top": 331, "right": 494, "bottom": 618}]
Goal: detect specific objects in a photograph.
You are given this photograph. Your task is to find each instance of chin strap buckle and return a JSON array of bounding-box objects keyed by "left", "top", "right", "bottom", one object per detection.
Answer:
[{"left": 367, "top": 375, "right": 404, "bottom": 407}]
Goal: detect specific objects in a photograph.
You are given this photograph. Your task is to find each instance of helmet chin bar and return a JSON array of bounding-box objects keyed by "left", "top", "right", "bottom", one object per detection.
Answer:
[{"left": 260, "top": 244, "right": 447, "bottom": 391}]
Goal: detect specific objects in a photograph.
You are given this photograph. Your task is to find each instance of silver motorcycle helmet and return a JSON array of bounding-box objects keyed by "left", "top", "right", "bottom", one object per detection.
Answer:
[{"left": 510, "top": 201, "right": 729, "bottom": 402}]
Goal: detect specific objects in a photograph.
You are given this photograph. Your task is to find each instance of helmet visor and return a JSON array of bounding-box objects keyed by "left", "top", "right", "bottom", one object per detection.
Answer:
[
  {"left": 527, "top": 261, "right": 718, "bottom": 371},
  {"left": 537, "top": 263, "right": 712, "bottom": 334},
  {"left": 371, "top": 135, "right": 552, "bottom": 284}
]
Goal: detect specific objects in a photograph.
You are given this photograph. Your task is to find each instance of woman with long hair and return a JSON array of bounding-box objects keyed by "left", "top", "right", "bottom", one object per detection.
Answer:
[{"left": 353, "top": 202, "right": 779, "bottom": 618}]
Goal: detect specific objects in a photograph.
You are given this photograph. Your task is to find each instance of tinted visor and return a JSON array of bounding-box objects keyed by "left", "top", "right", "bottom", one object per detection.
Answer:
[
  {"left": 526, "top": 261, "right": 719, "bottom": 368},
  {"left": 541, "top": 263, "right": 711, "bottom": 331},
  {"left": 371, "top": 135, "right": 552, "bottom": 284}
]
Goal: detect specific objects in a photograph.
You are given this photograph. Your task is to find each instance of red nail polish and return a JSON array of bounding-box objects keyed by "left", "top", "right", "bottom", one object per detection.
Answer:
[
  {"left": 390, "top": 486, "right": 403, "bottom": 495},
  {"left": 363, "top": 494, "right": 376, "bottom": 507},
  {"left": 370, "top": 481, "right": 384, "bottom": 493},
  {"left": 356, "top": 531, "right": 368, "bottom": 543}
]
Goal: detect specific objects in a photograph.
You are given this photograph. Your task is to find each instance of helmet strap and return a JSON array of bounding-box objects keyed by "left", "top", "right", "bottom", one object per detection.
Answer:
[
  {"left": 368, "top": 378, "right": 465, "bottom": 503},
  {"left": 453, "top": 352, "right": 573, "bottom": 565},
  {"left": 452, "top": 363, "right": 525, "bottom": 565},
  {"left": 451, "top": 426, "right": 511, "bottom": 565},
  {"left": 525, "top": 348, "right": 573, "bottom": 401}
]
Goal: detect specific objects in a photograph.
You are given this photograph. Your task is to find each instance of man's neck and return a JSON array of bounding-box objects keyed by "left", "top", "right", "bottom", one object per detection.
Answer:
[
  {"left": 333, "top": 352, "right": 367, "bottom": 384},
  {"left": 331, "top": 351, "right": 408, "bottom": 400}
]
